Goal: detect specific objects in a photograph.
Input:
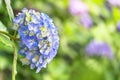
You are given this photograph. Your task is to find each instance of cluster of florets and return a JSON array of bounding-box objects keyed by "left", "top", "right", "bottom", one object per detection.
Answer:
[
  {"left": 85, "top": 40, "right": 113, "bottom": 59},
  {"left": 107, "top": 0, "right": 120, "bottom": 7},
  {"left": 68, "top": 0, "right": 93, "bottom": 28},
  {"left": 12, "top": 8, "right": 59, "bottom": 73}
]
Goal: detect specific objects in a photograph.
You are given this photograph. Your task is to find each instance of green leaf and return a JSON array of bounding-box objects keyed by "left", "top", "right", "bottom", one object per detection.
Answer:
[
  {"left": 0, "top": 42, "right": 13, "bottom": 53},
  {"left": 91, "top": 22, "right": 112, "bottom": 44},
  {"left": 0, "top": 21, "right": 12, "bottom": 47},
  {"left": 0, "top": 21, "right": 7, "bottom": 32},
  {"left": 112, "top": 7, "right": 120, "bottom": 22},
  {"left": 0, "top": 56, "right": 9, "bottom": 70},
  {"left": 0, "top": 0, "right": 2, "bottom": 8},
  {"left": 48, "top": 59, "right": 69, "bottom": 80},
  {"left": 0, "top": 34, "right": 13, "bottom": 47},
  {"left": 85, "top": 59, "right": 103, "bottom": 74}
]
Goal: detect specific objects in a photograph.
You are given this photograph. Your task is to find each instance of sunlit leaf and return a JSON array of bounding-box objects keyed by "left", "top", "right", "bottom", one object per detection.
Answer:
[
  {"left": 0, "top": 21, "right": 12, "bottom": 47},
  {"left": 0, "top": 21, "right": 7, "bottom": 32},
  {"left": 0, "top": 34, "right": 13, "bottom": 47},
  {"left": 85, "top": 59, "right": 103, "bottom": 74},
  {"left": 112, "top": 7, "right": 120, "bottom": 22},
  {"left": 91, "top": 22, "right": 112, "bottom": 44},
  {"left": 0, "top": 56, "right": 8, "bottom": 70}
]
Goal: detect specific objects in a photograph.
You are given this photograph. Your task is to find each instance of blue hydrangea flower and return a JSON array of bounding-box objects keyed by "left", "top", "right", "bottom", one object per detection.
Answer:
[
  {"left": 12, "top": 8, "right": 59, "bottom": 73},
  {"left": 85, "top": 40, "right": 113, "bottom": 59}
]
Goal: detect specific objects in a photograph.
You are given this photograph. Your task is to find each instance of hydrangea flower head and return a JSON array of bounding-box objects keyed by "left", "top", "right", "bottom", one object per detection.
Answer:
[
  {"left": 79, "top": 14, "right": 93, "bottom": 29},
  {"left": 12, "top": 8, "right": 59, "bottom": 73},
  {"left": 68, "top": 0, "right": 88, "bottom": 15},
  {"left": 85, "top": 40, "right": 113, "bottom": 59},
  {"left": 117, "top": 21, "right": 120, "bottom": 31},
  {"left": 68, "top": 0, "right": 93, "bottom": 28},
  {"left": 108, "top": 0, "right": 120, "bottom": 7}
]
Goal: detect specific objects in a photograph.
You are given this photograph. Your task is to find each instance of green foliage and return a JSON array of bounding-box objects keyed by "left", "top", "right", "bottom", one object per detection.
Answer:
[
  {"left": 0, "top": 34, "right": 12, "bottom": 47},
  {"left": 0, "top": 0, "right": 120, "bottom": 80},
  {"left": 0, "top": 21, "right": 12, "bottom": 47},
  {"left": 0, "top": 21, "right": 7, "bottom": 32},
  {"left": 0, "top": 56, "right": 9, "bottom": 70}
]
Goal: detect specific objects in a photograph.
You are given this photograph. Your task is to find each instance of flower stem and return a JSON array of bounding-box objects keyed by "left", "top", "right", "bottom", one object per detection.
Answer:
[
  {"left": 12, "top": 42, "right": 17, "bottom": 80},
  {"left": 0, "top": 31, "right": 19, "bottom": 41},
  {"left": 4, "top": 0, "right": 17, "bottom": 80},
  {"left": 4, "top": 0, "right": 14, "bottom": 21},
  {"left": 0, "top": 31, "right": 18, "bottom": 80}
]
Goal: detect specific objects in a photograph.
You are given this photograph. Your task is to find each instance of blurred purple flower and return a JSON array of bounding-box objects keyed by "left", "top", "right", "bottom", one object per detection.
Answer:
[
  {"left": 68, "top": 0, "right": 93, "bottom": 28},
  {"left": 68, "top": 0, "right": 88, "bottom": 15},
  {"left": 117, "top": 21, "right": 120, "bottom": 31},
  {"left": 79, "top": 14, "right": 93, "bottom": 28},
  {"left": 85, "top": 40, "right": 113, "bottom": 59},
  {"left": 108, "top": 0, "right": 120, "bottom": 7}
]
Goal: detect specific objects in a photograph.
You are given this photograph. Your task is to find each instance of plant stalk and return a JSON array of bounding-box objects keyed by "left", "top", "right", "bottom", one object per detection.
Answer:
[
  {"left": 12, "top": 42, "right": 17, "bottom": 80},
  {"left": 0, "top": 31, "right": 19, "bottom": 40},
  {"left": 4, "top": 0, "right": 14, "bottom": 21}
]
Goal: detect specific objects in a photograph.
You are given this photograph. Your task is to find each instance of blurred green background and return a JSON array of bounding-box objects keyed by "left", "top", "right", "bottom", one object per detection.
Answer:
[{"left": 0, "top": 0, "right": 120, "bottom": 80}]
